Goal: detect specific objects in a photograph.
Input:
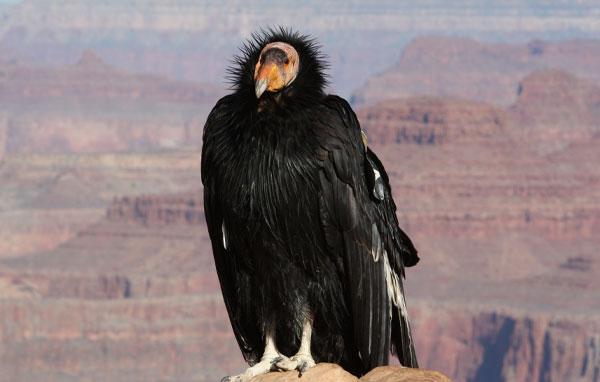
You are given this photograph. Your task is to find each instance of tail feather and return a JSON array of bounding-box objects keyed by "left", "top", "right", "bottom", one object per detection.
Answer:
[{"left": 391, "top": 307, "right": 419, "bottom": 368}]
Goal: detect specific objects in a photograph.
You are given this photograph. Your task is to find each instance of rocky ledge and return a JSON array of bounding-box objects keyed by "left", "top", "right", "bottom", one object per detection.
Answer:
[{"left": 250, "top": 363, "right": 452, "bottom": 382}]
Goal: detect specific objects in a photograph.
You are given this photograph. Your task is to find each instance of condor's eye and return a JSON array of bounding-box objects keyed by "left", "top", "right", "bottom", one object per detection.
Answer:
[{"left": 284, "top": 58, "right": 290, "bottom": 65}]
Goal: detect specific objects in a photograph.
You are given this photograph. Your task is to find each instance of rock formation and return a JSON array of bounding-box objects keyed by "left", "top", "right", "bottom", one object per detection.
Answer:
[
  {"left": 510, "top": 69, "right": 600, "bottom": 139},
  {"left": 249, "top": 364, "right": 452, "bottom": 382},
  {"left": 352, "top": 37, "right": 600, "bottom": 107},
  {"left": 362, "top": 365, "right": 452, "bottom": 382},
  {"left": 356, "top": 97, "right": 506, "bottom": 145},
  {"left": 106, "top": 193, "right": 203, "bottom": 226},
  {"left": 0, "top": 52, "right": 219, "bottom": 154},
  {"left": 0, "top": 150, "right": 201, "bottom": 258}
]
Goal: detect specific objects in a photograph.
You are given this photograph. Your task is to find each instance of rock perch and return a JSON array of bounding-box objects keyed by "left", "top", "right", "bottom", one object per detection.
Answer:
[{"left": 249, "top": 363, "right": 452, "bottom": 382}]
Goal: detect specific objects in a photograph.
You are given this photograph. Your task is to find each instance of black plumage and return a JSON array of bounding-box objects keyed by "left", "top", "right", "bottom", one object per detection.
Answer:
[{"left": 201, "top": 28, "right": 419, "bottom": 377}]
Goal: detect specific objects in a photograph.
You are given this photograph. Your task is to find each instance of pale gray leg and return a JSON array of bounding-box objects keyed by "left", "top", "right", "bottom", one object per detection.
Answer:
[{"left": 275, "top": 318, "right": 316, "bottom": 375}]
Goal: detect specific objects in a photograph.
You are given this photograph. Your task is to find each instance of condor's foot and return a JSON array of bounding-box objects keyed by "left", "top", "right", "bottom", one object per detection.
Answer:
[
  {"left": 275, "top": 353, "right": 316, "bottom": 376},
  {"left": 221, "top": 355, "right": 290, "bottom": 382},
  {"left": 275, "top": 317, "right": 316, "bottom": 376}
]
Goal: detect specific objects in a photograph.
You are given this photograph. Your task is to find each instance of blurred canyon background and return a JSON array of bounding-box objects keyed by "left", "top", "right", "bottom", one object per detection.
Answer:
[{"left": 0, "top": 1, "right": 599, "bottom": 381}]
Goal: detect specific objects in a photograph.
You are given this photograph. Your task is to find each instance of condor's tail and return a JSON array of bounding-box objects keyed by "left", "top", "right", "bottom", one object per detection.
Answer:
[{"left": 391, "top": 301, "right": 418, "bottom": 368}]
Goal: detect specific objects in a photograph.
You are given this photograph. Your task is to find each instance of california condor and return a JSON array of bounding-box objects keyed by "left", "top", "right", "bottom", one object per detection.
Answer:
[{"left": 202, "top": 28, "right": 419, "bottom": 381}]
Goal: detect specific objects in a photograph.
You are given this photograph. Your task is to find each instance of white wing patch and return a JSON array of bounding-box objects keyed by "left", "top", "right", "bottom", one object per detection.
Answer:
[
  {"left": 383, "top": 252, "right": 408, "bottom": 318},
  {"left": 372, "top": 167, "right": 385, "bottom": 200},
  {"left": 222, "top": 222, "right": 228, "bottom": 250},
  {"left": 373, "top": 168, "right": 381, "bottom": 182},
  {"left": 361, "top": 129, "right": 368, "bottom": 152}
]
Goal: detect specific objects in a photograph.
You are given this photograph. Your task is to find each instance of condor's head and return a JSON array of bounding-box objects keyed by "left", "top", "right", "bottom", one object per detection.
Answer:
[
  {"left": 229, "top": 28, "right": 327, "bottom": 111},
  {"left": 254, "top": 42, "right": 299, "bottom": 98}
]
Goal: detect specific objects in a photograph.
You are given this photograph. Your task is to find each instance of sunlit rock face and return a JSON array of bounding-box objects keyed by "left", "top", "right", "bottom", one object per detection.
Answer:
[{"left": 248, "top": 363, "right": 453, "bottom": 382}]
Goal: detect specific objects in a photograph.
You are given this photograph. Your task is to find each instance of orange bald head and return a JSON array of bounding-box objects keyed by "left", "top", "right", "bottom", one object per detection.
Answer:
[{"left": 254, "top": 42, "right": 300, "bottom": 98}]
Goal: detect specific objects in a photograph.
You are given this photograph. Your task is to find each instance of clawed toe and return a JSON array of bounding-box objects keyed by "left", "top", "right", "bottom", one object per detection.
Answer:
[
  {"left": 275, "top": 354, "right": 316, "bottom": 375},
  {"left": 297, "top": 360, "right": 309, "bottom": 376},
  {"left": 274, "top": 357, "right": 297, "bottom": 371},
  {"left": 271, "top": 355, "right": 287, "bottom": 370},
  {"left": 297, "top": 356, "right": 316, "bottom": 376},
  {"left": 223, "top": 354, "right": 288, "bottom": 382},
  {"left": 221, "top": 376, "right": 242, "bottom": 382}
]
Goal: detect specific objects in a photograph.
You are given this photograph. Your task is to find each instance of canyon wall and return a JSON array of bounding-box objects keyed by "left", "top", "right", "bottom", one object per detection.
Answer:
[
  {"left": 356, "top": 97, "right": 506, "bottom": 145},
  {"left": 2, "top": 123, "right": 598, "bottom": 381},
  {"left": 0, "top": 52, "right": 218, "bottom": 155},
  {"left": 0, "top": 14, "right": 599, "bottom": 381},
  {"left": 411, "top": 303, "right": 600, "bottom": 382},
  {"left": 352, "top": 37, "right": 600, "bottom": 107}
]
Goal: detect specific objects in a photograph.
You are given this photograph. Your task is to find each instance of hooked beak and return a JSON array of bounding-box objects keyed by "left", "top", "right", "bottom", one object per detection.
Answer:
[
  {"left": 254, "top": 62, "right": 285, "bottom": 99},
  {"left": 255, "top": 78, "right": 268, "bottom": 98}
]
